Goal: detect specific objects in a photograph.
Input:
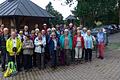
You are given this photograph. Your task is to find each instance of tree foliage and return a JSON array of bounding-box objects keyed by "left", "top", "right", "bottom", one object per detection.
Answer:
[
  {"left": 65, "top": 0, "right": 119, "bottom": 27},
  {"left": 46, "top": 2, "right": 64, "bottom": 25}
]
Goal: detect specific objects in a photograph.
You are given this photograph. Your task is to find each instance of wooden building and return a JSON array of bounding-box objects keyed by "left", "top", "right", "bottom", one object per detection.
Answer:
[{"left": 0, "top": 0, "right": 54, "bottom": 30}]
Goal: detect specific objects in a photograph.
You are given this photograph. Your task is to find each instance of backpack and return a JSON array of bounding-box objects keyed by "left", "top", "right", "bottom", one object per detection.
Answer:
[{"left": 4, "top": 61, "right": 17, "bottom": 78}]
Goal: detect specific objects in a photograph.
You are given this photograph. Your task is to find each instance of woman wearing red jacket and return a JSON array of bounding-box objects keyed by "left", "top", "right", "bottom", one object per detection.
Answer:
[{"left": 73, "top": 30, "right": 84, "bottom": 62}]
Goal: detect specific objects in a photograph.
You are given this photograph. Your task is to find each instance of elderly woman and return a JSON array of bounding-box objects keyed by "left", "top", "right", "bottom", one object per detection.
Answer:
[
  {"left": 84, "top": 30, "right": 95, "bottom": 62},
  {"left": 60, "top": 29, "right": 72, "bottom": 66},
  {"left": 97, "top": 28, "right": 106, "bottom": 59},
  {"left": 23, "top": 35, "right": 34, "bottom": 71},
  {"left": 34, "top": 32, "right": 46, "bottom": 69},
  {"left": 48, "top": 32, "right": 59, "bottom": 69},
  {"left": 73, "top": 30, "right": 84, "bottom": 62}
]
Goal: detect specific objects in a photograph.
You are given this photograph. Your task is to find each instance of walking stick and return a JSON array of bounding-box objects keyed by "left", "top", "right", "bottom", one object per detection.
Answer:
[{"left": 12, "top": 47, "right": 17, "bottom": 71}]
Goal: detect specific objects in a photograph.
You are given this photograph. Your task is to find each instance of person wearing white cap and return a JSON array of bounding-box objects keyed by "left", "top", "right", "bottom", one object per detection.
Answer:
[
  {"left": 81, "top": 27, "right": 87, "bottom": 59},
  {"left": 59, "top": 29, "right": 72, "bottom": 66},
  {"left": 18, "top": 30, "right": 25, "bottom": 42},
  {"left": 43, "top": 23, "right": 47, "bottom": 33},
  {"left": 35, "top": 28, "right": 39, "bottom": 36}
]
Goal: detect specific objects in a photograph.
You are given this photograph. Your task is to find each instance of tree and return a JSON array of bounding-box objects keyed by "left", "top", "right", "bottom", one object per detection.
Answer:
[
  {"left": 46, "top": 2, "right": 64, "bottom": 25},
  {"left": 64, "top": 0, "right": 119, "bottom": 28}
]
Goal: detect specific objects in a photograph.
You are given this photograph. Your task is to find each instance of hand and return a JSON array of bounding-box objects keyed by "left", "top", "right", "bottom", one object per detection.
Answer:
[
  {"left": 0, "top": 51, "right": 1, "bottom": 54},
  {"left": 26, "top": 46, "right": 31, "bottom": 48}
]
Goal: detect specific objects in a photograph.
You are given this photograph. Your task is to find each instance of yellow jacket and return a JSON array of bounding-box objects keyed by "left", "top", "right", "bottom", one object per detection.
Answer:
[{"left": 6, "top": 37, "right": 22, "bottom": 56}]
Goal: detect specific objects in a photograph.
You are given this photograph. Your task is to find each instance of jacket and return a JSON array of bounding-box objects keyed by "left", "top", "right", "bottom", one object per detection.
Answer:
[
  {"left": 6, "top": 37, "right": 22, "bottom": 56},
  {"left": 59, "top": 35, "right": 72, "bottom": 49},
  {"left": 23, "top": 40, "right": 34, "bottom": 55},
  {"left": 73, "top": 35, "right": 84, "bottom": 48},
  {"left": 34, "top": 37, "right": 46, "bottom": 53},
  {"left": 48, "top": 37, "right": 59, "bottom": 53},
  {"left": 0, "top": 34, "right": 10, "bottom": 50}
]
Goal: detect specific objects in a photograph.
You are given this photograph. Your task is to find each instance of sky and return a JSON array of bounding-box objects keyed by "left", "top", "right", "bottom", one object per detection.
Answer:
[{"left": 0, "top": 0, "right": 77, "bottom": 19}]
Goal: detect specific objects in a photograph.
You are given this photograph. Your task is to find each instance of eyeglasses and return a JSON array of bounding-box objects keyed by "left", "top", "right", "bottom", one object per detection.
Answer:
[{"left": 52, "top": 35, "right": 56, "bottom": 36}]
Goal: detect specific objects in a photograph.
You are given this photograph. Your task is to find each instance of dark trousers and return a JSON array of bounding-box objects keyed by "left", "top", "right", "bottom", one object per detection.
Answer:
[
  {"left": 36, "top": 53, "right": 45, "bottom": 69},
  {"left": 71, "top": 49, "right": 75, "bottom": 62},
  {"left": 85, "top": 49, "right": 92, "bottom": 61},
  {"left": 64, "top": 49, "right": 71, "bottom": 65},
  {"left": 82, "top": 48, "right": 85, "bottom": 59},
  {"left": 1, "top": 51, "right": 7, "bottom": 70},
  {"left": 23, "top": 54, "right": 32, "bottom": 70},
  {"left": 1, "top": 53, "right": 6, "bottom": 70},
  {"left": 50, "top": 50, "right": 57, "bottom": 67},
  {"left": 60, "top": 49, "right": 65, "bottom": 65},
  {"left": 33, "top": 52, "right": 36, "bottom": 67},
  {"left": 19, "top": 49, "right": 23, "bottom": 68},
  {"left": 8, "top": 55, "right": 20, "bottom": 71}
]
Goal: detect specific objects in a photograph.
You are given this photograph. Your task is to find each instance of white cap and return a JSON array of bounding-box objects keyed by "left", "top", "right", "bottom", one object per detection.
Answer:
[
  {"left": 64, "top": 29, "right": 69, "bottom": 32},
  {"left": 43, "top": 23, "right": 47, "bottom": 26},
  {"left": 3, "top": 28, "right": 8, "bottom": 31},
  {"left": 69, "top": 23, "right": 73, "bottom": 26},
  {"left": 52, "top": 27, "right": 56, "bottom": 31},
  {"left": 35, "top": 28, "right": 39, "bottom": 32},
  {"left": 83, "top": 27, "right": 87, "bottom": 30},
  {"left": 41, "top": 29, "right": 45, "bottom": 32},
  {"left": 77, "top": 27, "right": 80, "bottom": 30},
  {"left": 47, "top": 28, "right": 51, "bottom": 31}
]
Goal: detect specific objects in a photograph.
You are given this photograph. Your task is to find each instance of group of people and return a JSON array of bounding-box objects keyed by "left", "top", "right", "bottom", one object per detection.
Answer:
[{"left": 0, "top": 23, "right": 106, "bottom": 72}]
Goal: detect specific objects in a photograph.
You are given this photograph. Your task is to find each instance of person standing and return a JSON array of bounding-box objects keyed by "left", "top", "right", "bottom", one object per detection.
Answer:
[
  {"left": 97, "top": 28, "right": 106, "bottom": 59},
  {"left": 30, "top": 30, "right": 37, "bottom": 67},
  {"left": 48, "top": 32, "right": 59, "bottom": 69},
  {"left": 81, "top": 27, "right": 87, "bottom": 60},
  {"left": 60, "top": 29, "right": 72, "bottom": 66},
  {"left": 0, "top": 24, "right": 4, "bottom": 35},
  {"left": 24, "top": 25, "right": 29, "bottom": 35},
  {"left": 73, "top": 30, "right": 84, "bottom": 63},
  {"left": 6, "top": 31, "right": 22, "bottom": 71},
  {"left": 18, "top": 30, "right": 25, "bottom": 42},
  {"left": 23, "top": 35, "right": 34, "bottom": 71},
  {"left": 0, "top": 28, "right": 10, "bottom": 72},
  {"left": 34, "top": 32, "right": 46, "bottom": 69},
  {"left": 84, "top": 30, "right": 95, "bottom": 62}
]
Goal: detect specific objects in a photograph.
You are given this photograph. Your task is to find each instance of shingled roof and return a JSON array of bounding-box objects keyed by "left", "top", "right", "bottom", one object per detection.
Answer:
[
  {"left": 0, "top": 0, "right": 54, "bottom": 17},
  {"left": 66, "top": 15, "right": 76, "bottom": 20}
]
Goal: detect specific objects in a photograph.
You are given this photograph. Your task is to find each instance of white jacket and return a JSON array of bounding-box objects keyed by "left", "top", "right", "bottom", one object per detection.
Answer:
[{"left": 34, "top": 37, "right": 46, "bottom": 53}]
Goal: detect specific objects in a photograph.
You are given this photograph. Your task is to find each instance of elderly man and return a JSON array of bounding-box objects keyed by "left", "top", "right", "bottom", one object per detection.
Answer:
[
  {"left": 0, "top": 28, "right": 10, "bottom": 72},
  {"left": 6, "top": 31, "right": 22, "bottom": 71}
]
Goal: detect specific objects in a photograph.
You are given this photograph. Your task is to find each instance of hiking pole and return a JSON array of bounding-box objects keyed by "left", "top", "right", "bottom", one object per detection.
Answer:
[{"left": 12, "top": 47, "right": 17, "bottom": 71}]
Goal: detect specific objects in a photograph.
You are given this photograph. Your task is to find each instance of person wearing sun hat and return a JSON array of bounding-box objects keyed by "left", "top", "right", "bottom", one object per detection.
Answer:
[{"left": 60, "top": 29, "right": 72, "bottom": 66}]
